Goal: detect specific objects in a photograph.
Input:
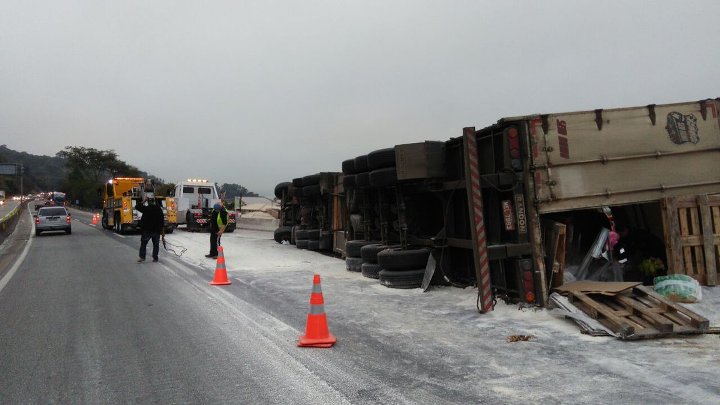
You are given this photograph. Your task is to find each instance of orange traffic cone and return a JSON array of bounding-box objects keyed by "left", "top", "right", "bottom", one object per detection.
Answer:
[
  {"left": 298, "top": 274, "right": 336, "bottom": 348},
  {"left": 210, "top": 245, "right": 232, "bottom": 286},
  {"left": 91, "top": 214, "right": 98, "bottom": 225}
]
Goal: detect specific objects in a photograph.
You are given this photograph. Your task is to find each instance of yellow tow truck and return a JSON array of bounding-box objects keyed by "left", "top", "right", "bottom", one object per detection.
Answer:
[{"left": 101, "top": 177, "right": 176, "bottom": 234}]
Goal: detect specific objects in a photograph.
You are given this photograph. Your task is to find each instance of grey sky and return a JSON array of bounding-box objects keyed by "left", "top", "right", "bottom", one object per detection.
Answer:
[{"left": 2, "top": 1, "right": 719, "bottom": 196}]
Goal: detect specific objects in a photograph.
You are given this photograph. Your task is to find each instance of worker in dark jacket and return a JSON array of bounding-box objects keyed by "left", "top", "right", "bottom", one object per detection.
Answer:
[
  {"left": 136, "top": 197, "right": 165, "bottom": 262},
  {"left": 206, "top": 202, "right": 228, "bottom": 259}
]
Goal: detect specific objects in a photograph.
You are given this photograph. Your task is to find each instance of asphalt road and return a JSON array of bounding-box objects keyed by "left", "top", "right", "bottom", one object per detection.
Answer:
[{"left": 0, "top": 207, "right": 375, "bottom": 404}]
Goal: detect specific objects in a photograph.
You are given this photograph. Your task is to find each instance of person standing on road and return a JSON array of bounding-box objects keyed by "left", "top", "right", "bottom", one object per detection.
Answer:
[
  {"left": 206, "top": 201, "right": 228, "bottom": 259},
  {"left": 136, "top": 196, "right": 165, "bottom": 263}
]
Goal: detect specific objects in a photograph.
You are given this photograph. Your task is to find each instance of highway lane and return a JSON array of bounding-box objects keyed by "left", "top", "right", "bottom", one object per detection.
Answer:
[{"left": 0, "top": 207, "right": 357, "bottom": 404}]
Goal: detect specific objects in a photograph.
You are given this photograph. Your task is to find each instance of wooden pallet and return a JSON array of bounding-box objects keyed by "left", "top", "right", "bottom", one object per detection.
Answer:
[
  {"left": 567, "top": 285, "right": 709, "bottom": 340},
  {"left": 661, "top": 194, "right": 720, "bottom": 286}
]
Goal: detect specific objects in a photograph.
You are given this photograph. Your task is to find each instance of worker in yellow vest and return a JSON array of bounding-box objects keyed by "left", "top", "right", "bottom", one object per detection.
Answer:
[{"left": 205, "top": 201, "right": 228, "bottom": 259}]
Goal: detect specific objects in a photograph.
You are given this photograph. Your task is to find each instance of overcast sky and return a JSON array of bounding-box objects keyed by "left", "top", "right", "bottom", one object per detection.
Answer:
[{"left": 1, "top": 1, "right": 719, "bottom": 196}]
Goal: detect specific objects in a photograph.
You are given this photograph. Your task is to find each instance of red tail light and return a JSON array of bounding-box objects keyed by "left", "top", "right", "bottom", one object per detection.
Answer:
[
  {"left": 66, "top": 216, "right": 71, "bottom": 224},
  {"left": 518, "top": 258, "right": 536, "bottom": 304},
  {"left": 35, "top": 217, "right": 40, "bottom": 225},
  {"left": 193, "top": 212, "right": 203, "bottom": 218},
  {"left": 507, "top": 127, "right": 522, "bottom": 170}
]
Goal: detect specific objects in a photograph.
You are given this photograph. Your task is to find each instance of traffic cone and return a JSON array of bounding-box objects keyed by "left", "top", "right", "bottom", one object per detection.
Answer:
[
  {"left": 91, "top": 214, "right": 98, "bottom": 225},
  {"left": 298, "top": 274, "right": 336, "bottom": 348},
  {"left": 210, "top": 245, "right": 232, "bottom": 286}
]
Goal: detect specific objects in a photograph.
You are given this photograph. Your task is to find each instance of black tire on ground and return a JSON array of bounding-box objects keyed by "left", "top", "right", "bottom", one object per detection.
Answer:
[
  {"left": 292, "top": 177, "right": 303, "bottom": 187},
  {"left": 274, "top": 226, "right": 292, "bottom": 243},
  {"left": 302, "top": 173, "right": 321, "bottom": 186},
  {"left": 35, "top": 230, "right": 41, "bottom": 236},
  {"left": 356, "top": 172, "right": 369, "bottom": 188},
  {"left": 367, "top": 147, "right": 396, "bottom": 170},
  {"left": 377, "top": 247, "right": 431, "bottom": 271},
  {"left": 354, "top": 155, "right": 369, "bottom": 173},
  {"left": 345, "top": 240, "right": 380, "bottom": 258},
  {"left": 290, "top": 185, "right": 303, "bottom": 197},
  {"left": 305, "top": 229, "right": 321, "bottom": 240},
  {"left": 224, "top": 226, "right": 235, "bottom": 233},
  {"left": 361, "top": 262, "right": 382, "bottom": 279},
  {"left": 274, "top": 182, "right": 291, "bottom": 199},
  {"left": 342, "top": 159, "right": 356, "bottom": 174},
  {"left": 307, "top": 240, "right": 320, "bottom": 250},
  {"left": 343, "top": 174, "right": 356, "bottom": 188},
  {"left": 369, "top": 166, "right": 398, "bottom": 188},
  {"left": 66, "top": 227, "right": 72, "bottom": 235},
  {"left": 360, "top": 243, "right": 396, "bottom": 264},
  {"left": 378, "top": 268, "right": 425, "bottom": 289},
  {"left": 346, "top": 257, "right": 363, "bottom": 272},
  {"left": 302, "top": 184, "right": 321, "bottom": 197},
  {"left": 296, "top": 239, "right": 310, "bottom": 249},
  {"left": 165, "top": 226, "right": 174, "bottom": 234}
]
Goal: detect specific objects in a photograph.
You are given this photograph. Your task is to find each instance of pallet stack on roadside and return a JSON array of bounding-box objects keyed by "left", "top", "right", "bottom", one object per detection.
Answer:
[{"left": 554, "top": 281, "right": 709, "bottom": 340}]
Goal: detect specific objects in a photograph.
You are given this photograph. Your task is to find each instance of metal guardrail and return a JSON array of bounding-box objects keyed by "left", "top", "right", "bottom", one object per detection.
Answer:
[{"left": 0, "top": 204, "right": 21, "bottom": 230}]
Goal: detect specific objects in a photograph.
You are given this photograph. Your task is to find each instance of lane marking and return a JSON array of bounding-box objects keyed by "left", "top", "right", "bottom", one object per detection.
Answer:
[{"left": 0, "top": 207, "right": 34, "bottom": 294}]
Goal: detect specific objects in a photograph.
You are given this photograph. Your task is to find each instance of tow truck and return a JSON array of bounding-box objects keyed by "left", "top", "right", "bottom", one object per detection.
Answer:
[
  {"left": 172, "top": 178, "right": 236, "bottom": 232},
  {"left": 101, "top": 177, "right": 176, "bottom": 234}
]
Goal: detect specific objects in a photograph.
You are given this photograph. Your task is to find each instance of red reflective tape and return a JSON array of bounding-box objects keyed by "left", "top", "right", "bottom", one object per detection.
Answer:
[{"left": 310, "top": 292, "right": 324, "bottom": 305}]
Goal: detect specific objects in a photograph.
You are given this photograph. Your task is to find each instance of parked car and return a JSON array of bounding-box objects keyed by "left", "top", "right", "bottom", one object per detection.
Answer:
[{"left": 35, "top": 206, "right": 72, "bottom": 236}]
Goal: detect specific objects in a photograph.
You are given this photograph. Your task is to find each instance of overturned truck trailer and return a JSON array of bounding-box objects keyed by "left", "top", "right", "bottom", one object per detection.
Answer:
[{"left": 396, "top": 98, "right": 720, "bottom": 311}]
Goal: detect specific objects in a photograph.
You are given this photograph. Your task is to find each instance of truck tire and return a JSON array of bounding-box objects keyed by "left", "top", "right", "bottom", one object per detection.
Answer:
[
  {"left": 377, "top": 247, "right": 431, "bottom": 271},
  {"left": 354, "top": 155, "right": 369, "bottom": 173},
  {"left": 379, "top": 268, "right": 425, "bottom": 289},
  {"left": 274, "top": 182, "right": 291, "bottom": 199},
  {"left": 369, "top": 167, "right": 398, "bottom": 187},
  {"left": 343, "top": 174, "right": 356, "bottom": 188},
  {"left": 367, "top": 147, "right": 396, "bottom": 170},
  {"left": 342, "top": 158, "right": 356, "bottom": 174},
  {"left": 302, "top": 173, "right": 321, "bottom": 186},
  {"left": 361, "top": 262, "right": 382, "bottom": 279},
  {"left": 302, "top": 184, "right": 321, "bottom": 197},
  {"left": 292, "top": 177, "right": 303, "bottom": 187},
  {"left": 295, "top": 229, "right": 309, "bottom": 240},
  {"left": 165, "top": 226, "right": 174, "bottom": 234},
  {"left": 345, "top": 240, "right": 379, "bottom": 258},
  {"left": 224, "top": 225, "right": 235, "bottom": 233},
  {"left": 296, "top": 239, "right": 309, "bottom": 249},
  {"left": 305, "top": 229, "right": 321, "bottom": 240},
  {"left": 346, "top": 257, "right": 363, "bottom": 272},
  {"left": 274, "top": 226, "right": 292, "bottom": 243},
  {"left": 101, "top": 212, "right": 111, "bottom": 230},
  {"left": 360, "top": 243, "right": 399, "bottom": 264},
  {"left": 356, "top": 172, "right": 369, "bottom": 188},
  {"left": 307, "top": 240, "right": 320, "bottom": 250}
]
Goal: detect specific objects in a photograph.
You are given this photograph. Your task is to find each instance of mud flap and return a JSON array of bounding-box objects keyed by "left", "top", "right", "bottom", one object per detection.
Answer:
[{"left": 421, "top": 252, "right": 437, "bottom": 292}]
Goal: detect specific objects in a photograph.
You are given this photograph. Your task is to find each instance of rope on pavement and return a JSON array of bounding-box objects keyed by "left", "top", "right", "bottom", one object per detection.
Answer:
[{"left": 162, "top": 236, "right": 187, "bottom": 257}]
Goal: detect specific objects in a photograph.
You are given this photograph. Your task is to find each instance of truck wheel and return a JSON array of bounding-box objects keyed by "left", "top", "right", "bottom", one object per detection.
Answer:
[
  {"left": 345, "top": 257, "right": 363, "bottom": 272},
  {"left": 377, "top": 247, "right": 431, "bottom": 271},
  {"left": 274, "top": 182, "right": 291, "bottom": 199},
  {"left": 101, "top": 212, "right": 110, "bottom": 230},
  {"left": 360, "top": 243, "right": 399, "bottom": 264},
  {"left": 307, "top": 240, "right": 320, "bottom": 250},
  {"left": 274, "top": 226, "right": 292, "bottom": 243},
  {"left": 345, "top": 240, "right": 379, "bottom": 258},
  {"left": 295, "top": 229, "right": 309, "bottom": 240},
  {"left": 356, "top": 172, "right": 370, "bottom": 188},
  {"left": 369, "top": 167, "right": 398, "bottom": 187},
  {"left": 165, "top": 226, "right": 174, "bottom": 234},
  {"left": 302, "top": 185, "right": 321, "bottom": 197},
  {"left": 342, "top": 158, "right": 356, "bottom": 174},
  {"left": 379, "top": 268, "right": 425, "bottom": 289},
  {"left": 296, "top": 239, "right": 309, "bottom": 249},
  {"left": 354, "top": 155, "right": 369, "bottom": 172},
  {"left": 302, "top": 173, "right": 321, "bottom": 186},
  {"left": 305, "top": 229, "right": 320, "bottom": 240},
  {"left": 224, "top": 226, "right": 235, "bottom": 233},
  {"left": 361, "top": 263, "right": 382, "bottom": 279},
  {"left": 292, "top": 177, "right": 303, "bottom": 187},
  {"left": 343, "top": 174, "right": 356, "bottom": 188},
  {"left": 186, "top": 213, "right": 194, "bottom": 231},
  {"left": 367, "top": 147, "right": 396, "bottom": 170}
]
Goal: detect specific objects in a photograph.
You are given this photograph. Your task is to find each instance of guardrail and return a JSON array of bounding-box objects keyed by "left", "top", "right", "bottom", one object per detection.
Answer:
[{"left": 1, "top": 204, "right": 21, "bottom": 231}]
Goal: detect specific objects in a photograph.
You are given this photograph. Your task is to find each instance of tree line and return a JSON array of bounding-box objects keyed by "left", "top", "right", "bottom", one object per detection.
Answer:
[{"left": 0, "top": 145, "right": 258, "bottom": 208}]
